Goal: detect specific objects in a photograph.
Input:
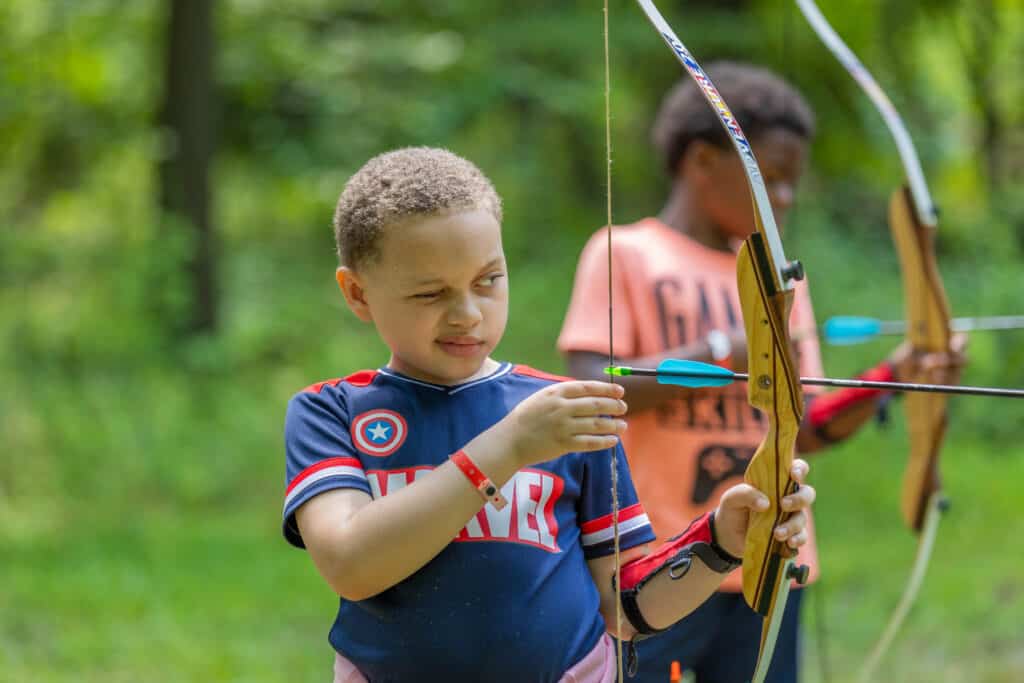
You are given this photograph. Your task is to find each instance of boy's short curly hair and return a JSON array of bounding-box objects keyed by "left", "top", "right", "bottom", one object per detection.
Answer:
[
  {"left": 333, "top": 147, "right": 503, "bottom": 268},
  {"left": 651, "top": 61, "right": 816, "bottom": 177}
]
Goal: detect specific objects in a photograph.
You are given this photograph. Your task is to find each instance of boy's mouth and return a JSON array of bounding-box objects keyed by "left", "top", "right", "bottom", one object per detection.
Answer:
[{"left": 436, "top": 336, "right": 486, "bottom": 358}]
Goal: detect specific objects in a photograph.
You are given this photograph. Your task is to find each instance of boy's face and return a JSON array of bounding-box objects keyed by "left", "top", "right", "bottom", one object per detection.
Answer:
[
  {"left": 693, "top": 128, "right": 808, "bottom": 240},
  {"left": 338, "top": 208, "right": 509, "bottom": 385}
]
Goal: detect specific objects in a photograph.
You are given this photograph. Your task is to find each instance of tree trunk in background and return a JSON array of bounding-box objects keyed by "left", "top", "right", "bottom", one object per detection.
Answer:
[
  {"left": 159, "top": 0, "right": 217, "bottom": 334},
  {"left": 957, "top": 4, "right": 1002, "bottom": 193}
]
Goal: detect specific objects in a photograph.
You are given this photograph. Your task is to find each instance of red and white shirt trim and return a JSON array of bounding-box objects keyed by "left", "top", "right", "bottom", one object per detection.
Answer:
[
  {"left": 579, "top": 503, "right": 651, "bottom": 547},
  {"left": 284, "top": 457, "right": 367, "bottom": 510}
]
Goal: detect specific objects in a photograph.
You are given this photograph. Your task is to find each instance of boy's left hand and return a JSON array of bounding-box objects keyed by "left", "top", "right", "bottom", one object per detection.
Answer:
[{"left": 712, "top": 460, "right": 815, "bottom": 559}]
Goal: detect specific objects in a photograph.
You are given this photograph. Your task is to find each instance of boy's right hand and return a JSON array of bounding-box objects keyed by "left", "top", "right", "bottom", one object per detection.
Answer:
[{"left": 499, "top": 381, "right": 628, "bottom": 466}]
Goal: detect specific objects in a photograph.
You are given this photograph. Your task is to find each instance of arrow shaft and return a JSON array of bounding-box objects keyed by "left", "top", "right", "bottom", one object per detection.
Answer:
[
  {"left": 953, "top": 315, "right": 1024, "bottom": 332},
  {"left": 848, "top": 315, "right": 1024, "bottom": 336},
  {"left": 617, "top": 366, "right": 1024, "bottom": 398}
]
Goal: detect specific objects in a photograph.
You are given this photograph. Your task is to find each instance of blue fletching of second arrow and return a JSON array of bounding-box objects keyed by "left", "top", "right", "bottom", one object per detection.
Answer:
[
  {"left": 655, "top": 359, "right": 735, "bottom": 387},
  {"left": 824, "top": 316, "right": 883, "bottom": 345}
]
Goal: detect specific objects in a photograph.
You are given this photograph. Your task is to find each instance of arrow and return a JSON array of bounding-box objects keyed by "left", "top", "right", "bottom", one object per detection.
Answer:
[
  {"left": 606, "top": 359, "right": 1024, "bottom": 398},
  {"left": 825, "top": 315, "right": 1024, "bottom": 345}
]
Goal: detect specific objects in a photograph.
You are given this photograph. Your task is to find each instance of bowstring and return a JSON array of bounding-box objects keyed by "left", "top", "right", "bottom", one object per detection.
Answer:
[{"left": 602, "top": 2, "right": 625, "bottom": 681}]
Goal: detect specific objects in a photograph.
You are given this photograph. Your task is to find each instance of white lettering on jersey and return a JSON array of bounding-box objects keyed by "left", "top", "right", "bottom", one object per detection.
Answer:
[
  {"left": 516, "top": 471, "right": 541, "bottom": 544},
  {"left": 365, "top": 466, "right": 564, "bottom": 553}
]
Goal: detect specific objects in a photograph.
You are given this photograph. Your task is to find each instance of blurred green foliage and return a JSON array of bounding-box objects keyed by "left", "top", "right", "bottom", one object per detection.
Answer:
[{"left": 2, "top": 1, "right": 1022, "bottom": 681}]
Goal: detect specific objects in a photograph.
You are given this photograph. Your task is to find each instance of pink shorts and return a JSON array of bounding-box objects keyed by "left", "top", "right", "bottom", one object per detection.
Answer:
[{"left": 333, "top": 633, "right": 616, "bottom": 683}]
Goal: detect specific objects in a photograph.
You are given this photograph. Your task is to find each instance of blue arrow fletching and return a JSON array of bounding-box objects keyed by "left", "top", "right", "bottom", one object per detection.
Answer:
[
  {"left": 824, "top": 316, "right": 882, "bottom": 345},
  {"left": 655, "top": 359, "right": 735, "bottom": 387}
]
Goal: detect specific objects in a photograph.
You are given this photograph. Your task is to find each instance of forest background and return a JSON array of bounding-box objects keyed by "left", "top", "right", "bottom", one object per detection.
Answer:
[{"left": 2, "top": 1, "right": 1023, "bottom": 681}]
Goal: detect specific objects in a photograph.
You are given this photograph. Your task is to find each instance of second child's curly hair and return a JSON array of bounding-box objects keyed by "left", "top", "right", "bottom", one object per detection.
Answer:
[
  {"left": 333, "top": 147, "right": 503, "bottom": 268},
  {"left": 651, "top": 61, "right": 816, "bottom": 177}
]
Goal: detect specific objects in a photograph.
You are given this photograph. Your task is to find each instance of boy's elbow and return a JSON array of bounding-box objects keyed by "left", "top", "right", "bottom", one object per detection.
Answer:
[{"left": 311, "top": 546, "right": 383, "bottom": 602}]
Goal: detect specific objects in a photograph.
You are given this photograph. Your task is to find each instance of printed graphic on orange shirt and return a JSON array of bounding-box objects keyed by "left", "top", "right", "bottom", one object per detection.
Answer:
[
  {"left": 653, "top": 277, "right": 740, "bottom": 349},
  {"left": 693, "top": 443, "right": 755, "bottom": 504},
  {"left": 654, "top": 391, "right": 766, "bottom": 433}
]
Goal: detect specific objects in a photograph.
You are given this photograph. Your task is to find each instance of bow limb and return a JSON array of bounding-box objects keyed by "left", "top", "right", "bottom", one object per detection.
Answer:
[
  {"left": 889, "top": 189, "right": 952, "bottom": 531},
  {"left": 795, "top": 1, "right": 954, "bottom": 677},
  {"left": 632, "top": 2, "right": 808, "bottom": 680},
  {"left": 794, "top": 0, "right": 938, "bottom": 228}
]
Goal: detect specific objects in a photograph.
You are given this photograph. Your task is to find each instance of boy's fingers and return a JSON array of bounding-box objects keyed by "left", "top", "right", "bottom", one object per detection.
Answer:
[
  {"left": 786, "top": 530, "right": 809, "bottom": 549},
  {"left": 572, "top": 434, "right": 621, "bottom": 452},
  {"left": 774, "top": 511, "right": 807, "bottom": 539},
  {"left": 950, "top": 332, "right": 968, "bottom": 355},
  {"left": 720, "top": 483, "right": 769, "bottom": 512},
  {"left": 574, "top": 417, "right": 628, "bottom": 436},
  {"left": 561, "top": 381, "right": 625, "bottom": 399},
  {"left": 568, "top": 397, "right": 628, "bottom": 417},
  {"left": 790, "top": 459, "right": 809, "bottom": 484},
  {"left": 782, "top": 483, "right": 816, "bottom": 511}
]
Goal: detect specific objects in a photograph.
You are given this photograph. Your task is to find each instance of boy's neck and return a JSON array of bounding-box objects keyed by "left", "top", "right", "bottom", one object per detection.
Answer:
[
  {"left": 657, "top": 186, "right": 732, "bottom": 253},
  {"left": 386, "top": 356, "right": 501, "bottom": 387}
]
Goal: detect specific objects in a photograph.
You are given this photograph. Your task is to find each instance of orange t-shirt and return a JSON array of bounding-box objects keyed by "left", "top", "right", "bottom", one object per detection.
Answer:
[{"left": 558, "top": 218, "right": 824, "bottom": 591}]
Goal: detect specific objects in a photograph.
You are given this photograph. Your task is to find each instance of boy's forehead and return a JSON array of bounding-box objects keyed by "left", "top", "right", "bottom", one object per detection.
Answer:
[
  {"left": 751, "top": 128, "right": 807, "bottom": 160},
  {"left": 380, "top": 208, "right": 504, "bottom": 279}
]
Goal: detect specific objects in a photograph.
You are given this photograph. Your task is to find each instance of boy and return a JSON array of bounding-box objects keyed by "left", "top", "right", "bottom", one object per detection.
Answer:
[
  {"left": 558, "top": 63, "right": 965, "bottom": 682},
  {"left": 282, "top": 147, "right": 816, "bottom": 682}
]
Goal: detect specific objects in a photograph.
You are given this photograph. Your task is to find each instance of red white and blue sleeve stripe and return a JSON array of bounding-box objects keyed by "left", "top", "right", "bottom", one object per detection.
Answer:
[
  {"left": 579, "top": 503, "right": 654, "bottom": 559},
  {"left": 282, "top": 457, "right": 370, "bottom": 548}
]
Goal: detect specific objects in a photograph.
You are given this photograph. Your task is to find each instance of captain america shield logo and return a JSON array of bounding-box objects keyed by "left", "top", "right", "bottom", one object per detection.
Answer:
[{"left": 351, "top": 409, "right": 408, "bottom": 457}]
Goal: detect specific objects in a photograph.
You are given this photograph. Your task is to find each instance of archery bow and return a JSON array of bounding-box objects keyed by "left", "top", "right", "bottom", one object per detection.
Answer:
[
  {"left": 631, "top": 3, "right": 809, "bottom": 680},
  {"left": 795, "top": 1, "right": 954, "bottom": 678}
]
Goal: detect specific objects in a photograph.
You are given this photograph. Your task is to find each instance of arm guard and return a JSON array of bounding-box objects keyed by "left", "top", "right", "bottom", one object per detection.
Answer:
[{"left": 615, "top": 511, "right": 741, "bottom": 637}]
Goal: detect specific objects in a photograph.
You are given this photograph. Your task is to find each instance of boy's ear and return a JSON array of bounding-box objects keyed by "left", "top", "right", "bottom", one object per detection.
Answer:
[
  {"left": 682, "top": 139, "right": 721, "bottom": 180},
  {"left": 336, "top": 267, "right": 373, "bottom": 322}
]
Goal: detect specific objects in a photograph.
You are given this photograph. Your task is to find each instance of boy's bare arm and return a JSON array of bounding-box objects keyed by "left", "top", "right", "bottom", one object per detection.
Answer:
[{"left": 295, "top": 435, "right": 520, "bottom": 601}]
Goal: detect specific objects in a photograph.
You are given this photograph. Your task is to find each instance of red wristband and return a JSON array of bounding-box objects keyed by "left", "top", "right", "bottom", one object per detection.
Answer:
[{"left": 451, "top": 450, "right": 507, "bottom": 510}]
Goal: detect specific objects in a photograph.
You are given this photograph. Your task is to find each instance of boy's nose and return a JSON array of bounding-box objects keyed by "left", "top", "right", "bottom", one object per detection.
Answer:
[
  {"left": 447, "top": 294, "right": 483, "bottom": 328},
  {"left": 769, "top": 183, "right": 795, "bottom": 223}
]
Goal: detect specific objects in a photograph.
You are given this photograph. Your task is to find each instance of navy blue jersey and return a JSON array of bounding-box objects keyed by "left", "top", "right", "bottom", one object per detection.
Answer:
[{"left": 282, "top": 362, "right": 654, "bottom": 682}]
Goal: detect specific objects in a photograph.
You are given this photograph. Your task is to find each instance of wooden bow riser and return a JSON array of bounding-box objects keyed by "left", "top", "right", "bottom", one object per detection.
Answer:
[
  {"left": 737, "top": 232, "right": 804, "bottom": 616},
  {"left": 889, "top": 187, "right": 953, "bottom": 531}
]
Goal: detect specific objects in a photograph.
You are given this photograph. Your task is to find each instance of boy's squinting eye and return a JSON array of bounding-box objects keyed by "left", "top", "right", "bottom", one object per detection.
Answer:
[
  {"left": 411, "top": 289, "right": 443, "bottom": 300},
  {"left": 477, "top": 273, "right": 505, "bottom": 287}
]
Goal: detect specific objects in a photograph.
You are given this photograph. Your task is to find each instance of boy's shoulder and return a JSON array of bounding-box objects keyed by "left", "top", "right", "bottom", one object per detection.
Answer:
[
  {"left": 509, "top": 364, "right": 574, "bottom": 385},
  {"left": 289, "top": 370, "right": 384, "bottom": 415},
  {"left": 299, "top": 369, "right": 381, "bottom": 396}
]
